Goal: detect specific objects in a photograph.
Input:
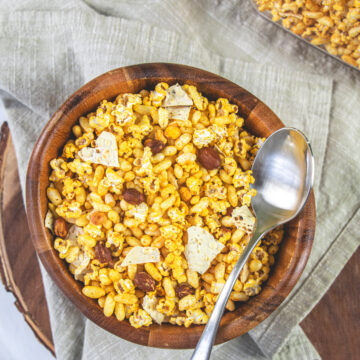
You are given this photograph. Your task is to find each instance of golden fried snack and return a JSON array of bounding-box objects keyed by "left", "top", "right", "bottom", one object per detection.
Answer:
[{"left": 255, "top": 0, "right": 360, "bottom": 68}]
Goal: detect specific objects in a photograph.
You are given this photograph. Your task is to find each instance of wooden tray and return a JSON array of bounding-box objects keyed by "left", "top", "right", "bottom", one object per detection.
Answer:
[{"left": 0, "top": 122, "right": 358, "bottom": 358}]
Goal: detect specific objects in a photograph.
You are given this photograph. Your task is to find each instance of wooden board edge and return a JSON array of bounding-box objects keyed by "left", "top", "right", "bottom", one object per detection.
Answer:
[
  {"left": 0, "top": 122, "right": 12, "bottom": 290},
  {"left": 0, "top": 122, "right": 55, "bottom": 356}
]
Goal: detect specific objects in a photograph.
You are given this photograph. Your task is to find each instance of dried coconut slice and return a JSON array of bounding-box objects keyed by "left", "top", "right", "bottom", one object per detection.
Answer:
[
  {"left": 78, "top": 131, "right": 119, "bottom": 167},
  {"left": 121, "top": 246, "right": 160, "bottom": 266},
  {"left": 44, "top": 210, "right": 54, "bottom": 233},
  {"left": 231, "top": 205, "right": 256, "bottom": 234},
  {"left": 142, "top": 295, "right": 165, "bottom": 325},
  {"left": 166, "top": 106, "right": 191, "bottom": 121},
  {"left": 65, "top": 224, "right": 84, "bottom": 245},
  {"left": 185, "top": 226, "right": 224, "bottom": 275},
  {"left": 72, "top": 252, "right": 91, "bottom": 281},
  {"left": 163, "top": 83, "right": 193, "bottom": 107}
]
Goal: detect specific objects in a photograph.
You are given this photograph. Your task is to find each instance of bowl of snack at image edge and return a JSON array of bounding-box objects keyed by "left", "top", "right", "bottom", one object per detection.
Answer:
[{"left": 26, "top": 63, "right": 315, "bottom": 348}]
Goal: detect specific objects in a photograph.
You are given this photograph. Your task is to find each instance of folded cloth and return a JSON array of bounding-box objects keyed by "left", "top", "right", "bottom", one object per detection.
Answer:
[{"left": 0, "top": 0, "right": 359, "bottom": 359}]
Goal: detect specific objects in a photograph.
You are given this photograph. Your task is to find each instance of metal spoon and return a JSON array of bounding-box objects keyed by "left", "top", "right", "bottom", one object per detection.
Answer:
[{"left": 191, "top": 127, "right": 314, "bottom": 360}]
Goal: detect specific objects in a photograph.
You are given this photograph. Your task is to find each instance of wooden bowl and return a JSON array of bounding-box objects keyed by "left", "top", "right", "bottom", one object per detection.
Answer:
[{"left": 26, "top": 63, "right": 315, "bottom": 348}]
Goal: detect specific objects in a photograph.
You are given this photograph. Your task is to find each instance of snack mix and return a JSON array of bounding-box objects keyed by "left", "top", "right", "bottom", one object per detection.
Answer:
[
  {"left": 255, "top": 0, "right": 360, "bottom": 69},
  {"left": 45, "top": 82, "right": 283, "bottom": 328}
]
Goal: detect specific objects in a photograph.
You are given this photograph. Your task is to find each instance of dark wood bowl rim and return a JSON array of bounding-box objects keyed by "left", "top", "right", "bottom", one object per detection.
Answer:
[{"left": 26, "top": 63, "right": 315, "bottom": 349}]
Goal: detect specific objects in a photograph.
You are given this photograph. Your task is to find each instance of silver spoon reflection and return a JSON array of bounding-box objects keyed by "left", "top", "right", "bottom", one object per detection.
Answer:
[{"left": 191, "top": 127, "right": 314, "bottom": 360}]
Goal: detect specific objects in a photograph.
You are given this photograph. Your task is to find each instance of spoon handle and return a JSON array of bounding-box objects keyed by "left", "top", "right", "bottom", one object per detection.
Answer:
[{"left": 191, "top": 227, "right": 264, "bottom": 360}]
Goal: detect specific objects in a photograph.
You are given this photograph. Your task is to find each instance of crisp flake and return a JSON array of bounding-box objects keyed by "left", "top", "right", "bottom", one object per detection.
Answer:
[
  {"left": 166, "top": 106, "right": 191, "bottom": 121},
  {"left": 185, "top": 226, "right": 224, "bottom": 275},
  {"left": 78, "top": 131, "right": 119, "bottom": 167},
  {"left": 121, "top": 246, "right": 160, "bottom": 266},
  {"left": 232, "top": 205, "right": 255, "bottom": 233},
  {"left": 142, "top": 295, "right": 165, "bottom": 325},
  {"left": 163, "top": 84, "right": 193, "bottom": 107}
]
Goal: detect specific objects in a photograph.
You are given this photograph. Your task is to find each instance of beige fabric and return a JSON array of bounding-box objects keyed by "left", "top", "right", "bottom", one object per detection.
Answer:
[{"left": 0, "top": 0, "right": 359, "bottom": 359}]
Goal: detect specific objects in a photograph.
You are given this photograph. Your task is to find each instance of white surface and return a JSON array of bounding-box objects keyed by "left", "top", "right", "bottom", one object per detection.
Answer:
[
  {"left": 0, "top": 100, "right": 53, "bottom": 360},
  {"left": 0, "top": 287, "right": 53, "bottom": 360}
]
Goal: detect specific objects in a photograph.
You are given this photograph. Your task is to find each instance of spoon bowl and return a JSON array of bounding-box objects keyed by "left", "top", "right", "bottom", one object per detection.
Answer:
[
  {"left": 252, "top": 128, "right": 314, "bottom": 234},
  {"left": 192, "top": 127, "right": 314, "bottom": 360}
]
